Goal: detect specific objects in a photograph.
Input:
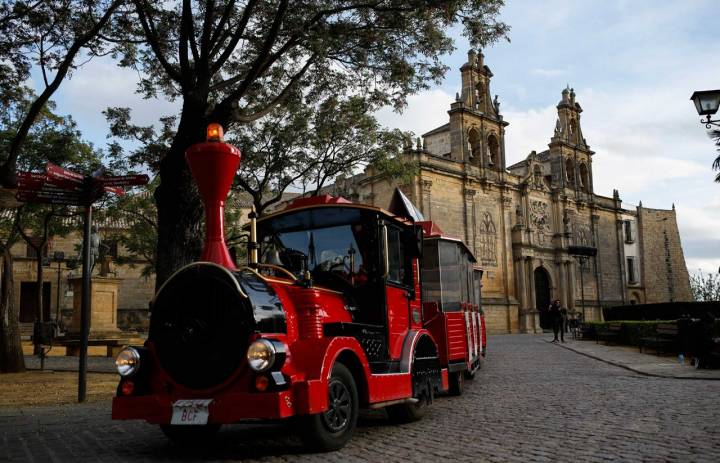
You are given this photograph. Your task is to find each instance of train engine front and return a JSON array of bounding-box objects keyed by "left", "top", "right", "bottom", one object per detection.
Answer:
[{"left": 111, "top": 125, "right": 387, "bottom": 451}]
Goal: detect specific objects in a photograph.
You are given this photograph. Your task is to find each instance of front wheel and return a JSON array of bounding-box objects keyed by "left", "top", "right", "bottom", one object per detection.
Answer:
[
  {"left": 159, "top": 424, "right": 220, "bottom": 446},
  {"left": 295, "top": 363, "right": 358, "bottom": 452}
]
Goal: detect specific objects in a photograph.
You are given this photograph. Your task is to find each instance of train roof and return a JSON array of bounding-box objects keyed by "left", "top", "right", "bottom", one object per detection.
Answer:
[
  {"left": 256, "top": 194, "right": 413, "bottom": 227},
  {"left": 418, "top": 221, "right": 477, "bottom": 263},
  {"left": 257, "top": 193, "right": 478, "bottom": 264}
]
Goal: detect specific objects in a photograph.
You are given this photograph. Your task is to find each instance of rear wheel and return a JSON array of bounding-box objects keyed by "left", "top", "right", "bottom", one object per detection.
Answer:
[
  {"left": 448, "top": 371, "right": 464, "bottom": 396},
  {"left": 386, "top": 383, "right": 431, "bottom": 423},
  {"left": 295, "top": 363, "right": 358, "bottom": 452},
  {"left": 159, "top": 424, "right": 220, "bottom": 446}
]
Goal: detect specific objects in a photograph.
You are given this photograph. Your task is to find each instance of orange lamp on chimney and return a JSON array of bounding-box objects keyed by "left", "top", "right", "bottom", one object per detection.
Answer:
[{"left": 185, "top": 124, "right": 241, "bottom": 269}]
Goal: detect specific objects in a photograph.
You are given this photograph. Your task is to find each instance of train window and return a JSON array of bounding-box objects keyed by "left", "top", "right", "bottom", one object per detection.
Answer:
[
  {"left": 421, "top": 241, "right": 441, "bottom": 303},
  {"left": 473, "top": 269, "right": 483, "bottom": 306},
  {"left": 439, "top": 241, "right": 461, "bottom": 311},
  {"left": 460, "top": 252, "right": 469, "bottom": 304},
  {"left": 387, "top": 226, "right": 406, "bottom": 285}
]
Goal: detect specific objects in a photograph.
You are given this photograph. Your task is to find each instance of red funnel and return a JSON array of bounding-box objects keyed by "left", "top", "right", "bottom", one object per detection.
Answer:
[{"left": 186, "top": 138, "right": 241, "bottom": 270}]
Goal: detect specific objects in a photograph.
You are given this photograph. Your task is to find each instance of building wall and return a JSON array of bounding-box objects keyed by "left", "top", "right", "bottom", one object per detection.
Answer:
[{"left": 639, "top": 207, "right": 693, "bottom": 303}]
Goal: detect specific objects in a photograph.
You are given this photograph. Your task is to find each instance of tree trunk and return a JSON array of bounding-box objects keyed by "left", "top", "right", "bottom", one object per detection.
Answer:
[
  {"left": 0, "top": 246, "right": 25, "bottom": 373},
  {"left": 154, "top": 107, "right": 207, "bottom": 289}
]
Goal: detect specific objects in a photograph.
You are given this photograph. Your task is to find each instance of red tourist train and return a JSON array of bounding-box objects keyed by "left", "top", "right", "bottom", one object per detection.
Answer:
[{"left": 111, "top": 125, "right": 487, "bottom": 451}]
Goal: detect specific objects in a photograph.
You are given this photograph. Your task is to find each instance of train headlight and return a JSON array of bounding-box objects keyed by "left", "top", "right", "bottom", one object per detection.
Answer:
[
  {"left": 115, "top": 347, "right": 141, "bottom": 377},
  {"left": 247, "top": 339, "right": 276, "bottom": 372}
]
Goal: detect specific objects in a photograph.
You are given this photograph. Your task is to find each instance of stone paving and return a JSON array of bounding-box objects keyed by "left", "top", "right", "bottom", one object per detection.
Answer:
[{"left": 2, "top": 334, "right": 720, "bottom": 462}]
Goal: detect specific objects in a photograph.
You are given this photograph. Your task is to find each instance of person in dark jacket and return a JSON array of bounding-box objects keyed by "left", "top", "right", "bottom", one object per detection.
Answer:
[{"left": 549, "top": 299, "right": 565, "bottom": 343}]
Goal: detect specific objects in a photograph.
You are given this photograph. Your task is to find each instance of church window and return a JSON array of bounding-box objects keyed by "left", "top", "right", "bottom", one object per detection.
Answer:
[
  {"left": 565, "top": 158, "right": 575, "bottom": 186},
  {"left": 487, "top": 134, "right": 499, "bottom": 167},
  {"left": 579, "top": 163, "right": 590, "bottom": 192},
  {"left": 570, "top": 118, "right": 578, "bottom": 143},
  {"left": 475, "top": 82, "right": 485, "bottom": 109},
  {"left": 468, "top": 128, "right": 481, "bottom": 165}
]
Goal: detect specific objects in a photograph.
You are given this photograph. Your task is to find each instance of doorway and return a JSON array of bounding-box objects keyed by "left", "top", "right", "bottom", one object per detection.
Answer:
[
  {"left": 20, "top": 282, "right": 51, "bottom": 323},
  {"left": 534, "top": 267, "right": 552, "bottom": 329}
]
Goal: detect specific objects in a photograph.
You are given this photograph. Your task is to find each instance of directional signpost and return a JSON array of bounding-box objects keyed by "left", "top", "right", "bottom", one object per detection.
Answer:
[{"left": 15, "top": 163, "right": 148, "bottom": 402}]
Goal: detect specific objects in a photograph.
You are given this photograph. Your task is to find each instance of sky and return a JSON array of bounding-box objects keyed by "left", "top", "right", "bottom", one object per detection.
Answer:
[{"left": 46, "top": 0, "right": 720, "bottom": 275}]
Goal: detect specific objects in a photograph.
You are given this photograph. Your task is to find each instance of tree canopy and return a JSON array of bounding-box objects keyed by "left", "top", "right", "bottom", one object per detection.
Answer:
[{"left": 104, "top": 0, "right": 509, "bottom": 285}]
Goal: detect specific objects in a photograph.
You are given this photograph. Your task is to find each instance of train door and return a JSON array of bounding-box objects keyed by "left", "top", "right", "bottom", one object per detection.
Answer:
[{"left": 383, "top": 224, "right": 412, "bottom": 360}]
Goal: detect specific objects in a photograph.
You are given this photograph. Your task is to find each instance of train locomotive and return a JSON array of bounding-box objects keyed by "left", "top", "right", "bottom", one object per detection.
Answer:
[{"left": 111, "top": 125, "right": 486, "bottom": 451}]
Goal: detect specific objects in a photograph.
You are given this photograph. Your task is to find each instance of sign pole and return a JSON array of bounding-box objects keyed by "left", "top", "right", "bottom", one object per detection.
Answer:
[
  {"left": 15, "top": 163, "right": 148, "bottom": 403},
  {"left": 78, "top": 202, "right": 92, "bottom": 403}
]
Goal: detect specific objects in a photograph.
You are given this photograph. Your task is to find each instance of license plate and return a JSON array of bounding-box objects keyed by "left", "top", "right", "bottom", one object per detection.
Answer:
[{"left": 171, "top": 399, "right": 213, "bottom": 425}]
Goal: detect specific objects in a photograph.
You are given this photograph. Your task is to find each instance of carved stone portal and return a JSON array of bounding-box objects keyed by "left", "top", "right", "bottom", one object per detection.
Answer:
[{"left": 529, "top": 201, "right": 551, "bottom": 245}]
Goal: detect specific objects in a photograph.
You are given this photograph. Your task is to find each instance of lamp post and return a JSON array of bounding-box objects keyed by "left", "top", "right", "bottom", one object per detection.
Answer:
[
  {"left": 690, "top": 89, "right": 720, "bottom": 128},
  {"left": 568, "top": 245, "right": 598, "bottom": 322}
]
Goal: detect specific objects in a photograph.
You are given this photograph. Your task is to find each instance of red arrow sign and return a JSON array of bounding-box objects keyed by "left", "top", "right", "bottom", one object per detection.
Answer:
[
  {"left": 17, "top": 172, "right": 48, "bottom": 190},
  {"left": 46, "top": 163, "right": 84, "bottom": 184},
  {"left": 99, "top": 174, "right": 149, "bottom": 187}
]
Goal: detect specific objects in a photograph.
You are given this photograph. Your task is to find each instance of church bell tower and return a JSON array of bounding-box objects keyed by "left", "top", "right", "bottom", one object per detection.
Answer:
[{"left": 448, "top": 49, "right": 509, "bottom": 178}]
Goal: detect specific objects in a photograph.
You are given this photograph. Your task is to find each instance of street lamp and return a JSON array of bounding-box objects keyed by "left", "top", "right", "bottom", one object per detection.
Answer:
[
  {"left": 568, "top": 245, "right": 598, "bottom": 322},
  {"left": 690, "top": 89, "right": 720, "bottom": 128}
]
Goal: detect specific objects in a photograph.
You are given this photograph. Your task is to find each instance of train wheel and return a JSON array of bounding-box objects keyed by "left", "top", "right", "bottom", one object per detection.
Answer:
[
  {"left": 448, "top": 371, "right": 464, "bottom": 396},
  {"left": 464, "top": 364, "right": 477, "bottom": 380},
  {"left": 159, "top": 424, "right": 220, "bottom": 446},
  {"left": 295, "top": 363, "right": 358, "bottom": 452},
  {"left": 386, "top": 381, "right": 431, "bottom": 423}
]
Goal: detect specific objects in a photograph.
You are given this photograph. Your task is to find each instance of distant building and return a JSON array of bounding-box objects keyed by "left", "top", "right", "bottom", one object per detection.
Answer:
[
  {"left": 322, "top": 50, "right": 692, "bottom": 333},
  {"left": 8, "top": 191, "right": 301, "bottom": 335}
]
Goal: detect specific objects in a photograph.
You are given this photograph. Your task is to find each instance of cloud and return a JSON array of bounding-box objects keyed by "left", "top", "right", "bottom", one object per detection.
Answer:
[
  {"left": 51, "top": 56, "right": 180, "bottom": 148},
  {"left": 531, "top": 68, "right": 565, "bottom": 77},
  {"left": 375, "top": 89, "right": 454, "bottom": 137}
]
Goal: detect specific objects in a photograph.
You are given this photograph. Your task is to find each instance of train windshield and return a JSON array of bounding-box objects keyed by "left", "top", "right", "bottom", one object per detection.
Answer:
[{"left": 257, "top": 208, "right": 376, "bottom": 288}]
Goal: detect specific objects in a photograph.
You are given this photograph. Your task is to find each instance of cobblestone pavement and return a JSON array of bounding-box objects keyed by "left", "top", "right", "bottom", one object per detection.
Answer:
[{"left": 2, "top": 334, "right": 719, "bottom": 462}]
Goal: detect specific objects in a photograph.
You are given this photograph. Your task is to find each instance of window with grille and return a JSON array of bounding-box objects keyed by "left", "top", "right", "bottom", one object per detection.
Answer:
[
  {"left": 624, "top": 220, "right": 635, "bottom": 243},
  {"left": 626, "top": 256, "right": 638, "bottom": 284}
]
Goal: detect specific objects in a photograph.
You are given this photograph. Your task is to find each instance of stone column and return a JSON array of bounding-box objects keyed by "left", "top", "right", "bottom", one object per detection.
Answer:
[
  {"left": 464, "top": 188, "right": 476, "bottom": 251},
  {"left": 421, "top": 180, "right": 433, "bottom": 220},
  {"left": 558, "top": 259, "right": 568, "bottom": 308},
  {"left": 567, "top": 260, "right": 576, "bottom": 311}
]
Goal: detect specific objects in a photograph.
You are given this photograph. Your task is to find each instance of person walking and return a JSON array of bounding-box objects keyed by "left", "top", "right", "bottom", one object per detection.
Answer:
[{"left": 549, "top": 299, "right": 565, "bottom": 343}]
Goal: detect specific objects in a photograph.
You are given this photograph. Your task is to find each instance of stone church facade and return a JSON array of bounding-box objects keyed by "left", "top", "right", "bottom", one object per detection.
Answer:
[{"left": 329, "top": 50, "right": 692, "bottom": 333}]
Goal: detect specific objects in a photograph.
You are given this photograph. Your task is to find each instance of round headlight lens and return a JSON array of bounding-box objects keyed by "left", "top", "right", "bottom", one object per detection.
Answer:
[
  {"left": 116, "top": 347, "right": 141, "bottom": 377},
  {"left": 247, "top": 339, "right": 276, "bottom": 372}
]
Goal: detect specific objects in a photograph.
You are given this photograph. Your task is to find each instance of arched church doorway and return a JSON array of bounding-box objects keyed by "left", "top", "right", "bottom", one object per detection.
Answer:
[{"left": 534, "top": 267, "right": 552, "bottom": 329}]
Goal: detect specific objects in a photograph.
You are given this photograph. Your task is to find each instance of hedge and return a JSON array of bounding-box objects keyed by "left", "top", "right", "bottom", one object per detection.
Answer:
[
  {"left": 582, "top": 320, "right": 677, "bottom": 347},
  {"left": 602, "top": 302, "right": 720, "bottom": 322}
]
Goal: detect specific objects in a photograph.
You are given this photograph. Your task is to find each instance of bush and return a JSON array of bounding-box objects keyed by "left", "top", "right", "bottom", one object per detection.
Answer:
[{"left": 582, "top": 320, "right": 676, "bottom": 346}]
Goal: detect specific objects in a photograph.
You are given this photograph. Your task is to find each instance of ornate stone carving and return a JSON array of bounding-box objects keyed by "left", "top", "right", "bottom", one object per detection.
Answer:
[
  {"left": 515, "top": 204, "right": 525, "bottom": 226},
  {"left": 421, "top": 180, "right": 433, "bottom": 193},
  {"left": 478, "top": 210, "right": 498, "bottom": 267},
  {"left": 529, "top": 201, "right": 551, "bottom": 245},
  {"left": 573, "top": 220, "right": 593, "bottom": 246}
]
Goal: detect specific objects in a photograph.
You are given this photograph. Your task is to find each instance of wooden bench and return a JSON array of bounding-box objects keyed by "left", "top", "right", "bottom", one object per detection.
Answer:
[
  {"left": 597, "top": 322, "right": 623, "bottom": 345},
  {"left": 639, "top": 323, "right": 678, "bottom": 354},
  {"left": 58, "top": 339, "right": 128, "bottom": 357}
]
